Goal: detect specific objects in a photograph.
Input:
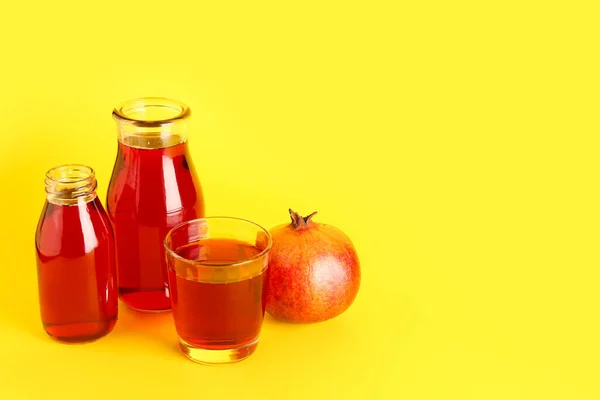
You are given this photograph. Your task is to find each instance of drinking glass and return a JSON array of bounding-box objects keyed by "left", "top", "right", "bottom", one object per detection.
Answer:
[{"left": 164, "top": 217, "right": 272, "bottom": 364}]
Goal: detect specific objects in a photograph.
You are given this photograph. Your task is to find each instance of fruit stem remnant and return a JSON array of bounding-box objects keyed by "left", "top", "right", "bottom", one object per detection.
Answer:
[{"left": 289, "top": 209, "right": 318, "bottom": 230}]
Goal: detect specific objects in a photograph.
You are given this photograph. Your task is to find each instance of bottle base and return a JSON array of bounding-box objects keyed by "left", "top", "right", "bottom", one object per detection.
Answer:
[
  {"left": 44, "top": 317, "right": 117, "bottom": 344},
  {"left": 125, "top": 304, "right": 171, "bottom": 314},
  {"left": 119, "top": 288, "right": 171, "bottom": 312},
  {"left": 177, "top": 337, "right": 259, "bottom": 365}
]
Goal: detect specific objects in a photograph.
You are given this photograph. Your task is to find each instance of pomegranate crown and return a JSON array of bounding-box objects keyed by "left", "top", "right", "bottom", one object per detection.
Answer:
[{"left": 289, "top": 208, "right": 317, "bottom": 229}]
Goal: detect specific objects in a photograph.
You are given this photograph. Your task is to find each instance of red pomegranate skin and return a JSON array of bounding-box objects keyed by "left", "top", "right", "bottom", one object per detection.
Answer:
[{"left": 266, "top": 210, "right": 361, "bottom": 323}]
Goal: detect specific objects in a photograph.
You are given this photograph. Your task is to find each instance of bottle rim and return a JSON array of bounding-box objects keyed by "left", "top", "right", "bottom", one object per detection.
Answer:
[
  {"left": 112, "top": 97, "right": 191, "bottom": 128},
  {"left": 45, "top": 164, "right": 97, "bottom": 204}
]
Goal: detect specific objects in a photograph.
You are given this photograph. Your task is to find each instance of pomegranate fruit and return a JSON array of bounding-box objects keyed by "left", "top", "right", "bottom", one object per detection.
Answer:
[{"left": 265, "top": 209, "right": 361, "bottom": 323}]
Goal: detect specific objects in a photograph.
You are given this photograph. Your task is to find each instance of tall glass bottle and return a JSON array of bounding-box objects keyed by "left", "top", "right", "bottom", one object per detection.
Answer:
[
  {"left": 35, "top": 164, "right": 118, "bottom": 343},
  {"left": 107, "top": 97, "right": 205, "bottom": 312}
]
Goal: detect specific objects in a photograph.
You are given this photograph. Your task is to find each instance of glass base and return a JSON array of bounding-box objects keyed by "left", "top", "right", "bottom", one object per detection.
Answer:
[{"left": 178, "top": 337, "right": 259, "bottom": 365}]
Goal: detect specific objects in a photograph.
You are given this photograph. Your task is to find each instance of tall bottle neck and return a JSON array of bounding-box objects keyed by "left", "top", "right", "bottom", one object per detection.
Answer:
[
  {"left": 113, "top": 97, "right": 191, "bottom": 150},
  {"left": 118, "top": 133, "right": 187, "bottom": 150},
  {"left": 45, "top": 165, "right": 97, "bottom": 206}
]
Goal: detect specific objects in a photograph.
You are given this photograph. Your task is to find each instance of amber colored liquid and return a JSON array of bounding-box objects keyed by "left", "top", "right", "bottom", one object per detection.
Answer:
[
  {"left": 107, "top": 136, "right": 204, "bottom": 311},
  {"left": 168, "top": 239, "right": 269, "bottom": 350},
  {"left": 35, "top": 197, "right": 118, "bottom": 342}
]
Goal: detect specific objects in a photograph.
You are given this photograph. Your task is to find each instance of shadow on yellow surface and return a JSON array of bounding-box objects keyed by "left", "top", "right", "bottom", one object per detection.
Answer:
[{"left": 110, "top": 306, "right": 179, "bottom": 354}]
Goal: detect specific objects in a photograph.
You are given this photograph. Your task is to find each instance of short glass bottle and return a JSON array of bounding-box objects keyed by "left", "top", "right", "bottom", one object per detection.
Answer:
[{"left": 35, "top": 164, "right": 118, "bottom": 343}]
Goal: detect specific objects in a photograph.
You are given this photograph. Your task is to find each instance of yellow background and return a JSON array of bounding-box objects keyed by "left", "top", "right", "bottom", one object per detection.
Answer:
[{"left": 0, "top": 0, "right": 598, "bottom": 398}]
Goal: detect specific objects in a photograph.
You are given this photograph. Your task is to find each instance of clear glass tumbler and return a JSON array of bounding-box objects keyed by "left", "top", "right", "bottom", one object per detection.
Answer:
[{"left": 164, "top": 217, "right": 272, "bottom": 364}]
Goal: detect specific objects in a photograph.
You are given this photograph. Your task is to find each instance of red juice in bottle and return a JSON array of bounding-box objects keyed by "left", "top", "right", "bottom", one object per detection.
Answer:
[
  {"left": 107, "top": 98, "right": 205, "bottom": 312},
  {"left": 35, "top": 165, "right": 118, "bottom": 343}
]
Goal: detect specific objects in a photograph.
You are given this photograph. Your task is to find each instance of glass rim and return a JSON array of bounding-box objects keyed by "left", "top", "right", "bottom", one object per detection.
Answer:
[
  {"left": 112, "top": 96, "right": 191, "bottom": 128},
  {"left": 163, "top": 216, "right": 273, "bottom": 268}
]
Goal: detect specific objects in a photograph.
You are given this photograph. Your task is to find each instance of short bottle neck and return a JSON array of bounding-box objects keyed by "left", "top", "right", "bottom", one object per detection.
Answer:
[{"left": 45, "top": 165, "right": 97, "bottom": 206}]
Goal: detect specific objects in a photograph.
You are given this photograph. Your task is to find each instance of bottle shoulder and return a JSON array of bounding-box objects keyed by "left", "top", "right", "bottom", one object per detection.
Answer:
[{"left": 36, "top": 198, "right": 113, "bottom": 258}]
